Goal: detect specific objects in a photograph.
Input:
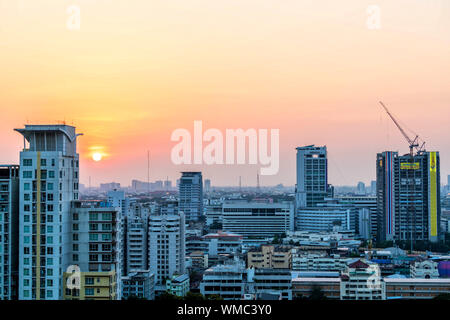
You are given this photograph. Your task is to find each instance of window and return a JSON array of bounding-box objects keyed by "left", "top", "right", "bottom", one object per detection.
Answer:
[
  {"left": 24, "top": 193, "right": 30, "bottom": 201},
  {"left": 85, "top": 277, "right": 94, "bottom": 285},
  {"left": 85, "top": 288, "right": 94, "bottom": 296},
  {"left": 89, "top": 234, "right": 98, "bottom": 241},
  {"left": 23, "top": 159, "right": 32, "bottom": 166},
  {"left": 48, "top": 171, "right": 55, "bottom": 179},
  {"left": 47, "top": 183, "right": 53, "bottom": 191},
  {"left": 41, "top": 159, "right": 47, "bottom": 166},
  {"left": 23, "top": 171, "right": 32, "bottom": 179},
  {"left": 24, "top": 183, "right": 30, "bottom": 190},
  {"left": 72, "top": 254, "right": 79, "bottom": 262}
]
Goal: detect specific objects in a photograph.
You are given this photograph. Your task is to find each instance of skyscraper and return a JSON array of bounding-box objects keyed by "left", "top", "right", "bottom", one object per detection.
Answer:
[
  {"left": 376, "top": 151, "right": 441, "bottom": 243},
  {"left": 295, "top": 145, "right": 329, "bottom": 208},
  {"left": 0, "top": 165, "right": 20, "bottom": 300},
  {"left": 179, "top": 172, "right": 203, "bottom": 221},
  {"left": 15, "top": 125, "right": 81, "bottom": 300},
  {"left": 357, "top": 182, "right": 366, "bottom": 195}
]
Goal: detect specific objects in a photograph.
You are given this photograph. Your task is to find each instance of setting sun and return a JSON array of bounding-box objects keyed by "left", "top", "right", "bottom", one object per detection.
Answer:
[{"left": 92, "top": 152, "right": 103, "bottom": 162}]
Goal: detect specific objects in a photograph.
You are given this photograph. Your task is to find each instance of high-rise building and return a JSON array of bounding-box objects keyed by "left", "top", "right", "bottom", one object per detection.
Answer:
[
  {"left": 15, "top": 125, "right": 81, "bottom": 300},
  {"left": 148, "top": 213, "right": 186, "bottom": 288},
  {"left": 376, "top": 151, "right": 441, "bottom": 243},
  {"left": 370, "top": 180, "right": 377, "bottom": 196},
  {"left": 295, "top": 145, "right": 329, "bottom": 208},
  {"left": 125, "top": 206, "right": 148, "bottom": 273},
  {"left": 107, "top": 189, "right": 129, "bottom": 217},
  {"left": 0, "top": 165, "right": 20, "bottom": 300},
  {"left": 179, "top": 172, "right": 203, "bottom": 221},
  {"left": 63, "top": 201, "right": 123, "bottom": 300}
]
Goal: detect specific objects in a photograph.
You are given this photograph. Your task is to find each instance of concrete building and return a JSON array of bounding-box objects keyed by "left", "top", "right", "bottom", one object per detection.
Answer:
[
  {"left": 107, "top": 189, "right": 129, "bottom": 217},
  {"left": 376, "top": 151, "right": 441, "bottom": 242},
  {"left": 247, "top": 245, "right": 292, "bottom": 269},
  {"left": 121, "top": 270, "right": 155, "bottom": 300},
  {"left": 410, "top": 260, "right": 439, "bottom": 279},
  {"left": 63, "top": 270, "right": 117, "bottom": 300},
  {"left": 125, "top": 208, "right": 148, "bottom": 274},
  {"left": 357, "top": 182, "right": 366, "bottom": 195},
  {"left": 187, "top": 251, "right": 208, "bottom": 270},
  {"left": 340, "top": 260, "right": 385, "bottom": 300},
  {"left": 296, "top": 205, "right": 357, "bottom": 233},
  {"left": 205, "top": 202, "right": 222, "bottom": 226},
  {"left": 200, "top": 261, "right": 247, "bottom": 300},
  {"left": 222, "top": 200, "right": 294, "bottom": 238},
  {"left": 295, "top": 145, "right": 330, "bottom": 208},
  {"left": 0, "top": 165, "right": 20, "bottom": 300},
  {"left": 179, "top": 172, "right": 203, "bottom": 221},
  {"left": 247, "top": 268, "right": 292, "bottom": 300},
  {"left": 292, "top": 251, "right": 352, "bottom": 272},
  {"left": 148, "top": 213, "right": 186, "bottom": 287},
  {"left": 336, "top": 196, "right": 377, "bottom": 239},
  {"left": 292, "top": 277, "right": 341, "bottom": 299},
  {"left": 384, "top": 278, "right": 450, "bottom": 299},
  {"left": 204, "top": 179, "right": 211, "bottom": 194},
  {"left": 204, "top": 231, "right": 243, "bottom": 257},
  {"left": 15, "top": 124, "right": 81, "bottom": 300},
  {"left": 166, "top": 273, "right": 190, "bottom": 297},
  {"left": 64, "top": 201, "right": 123, "bottom": 299}
]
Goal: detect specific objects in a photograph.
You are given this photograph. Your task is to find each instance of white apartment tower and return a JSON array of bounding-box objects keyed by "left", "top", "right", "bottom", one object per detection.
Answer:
[
  {"left": 126, "top": 205, "right": 149, "bottom": 273},
  {"left": 148, "top": 213, "right": 185, "bottom": 286},
  {"left": 15, "top": 125, "right": 82, "bottom": 300}
]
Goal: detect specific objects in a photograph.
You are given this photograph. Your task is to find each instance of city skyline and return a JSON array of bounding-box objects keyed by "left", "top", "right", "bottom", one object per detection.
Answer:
[{"left": 1, "top": 1, "right": 449, "bottom": 187}]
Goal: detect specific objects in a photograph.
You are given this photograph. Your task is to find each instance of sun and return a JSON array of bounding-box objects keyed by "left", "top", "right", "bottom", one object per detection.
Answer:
[{"left": 92, "top": 152, "right": 103, "bottom": 162}]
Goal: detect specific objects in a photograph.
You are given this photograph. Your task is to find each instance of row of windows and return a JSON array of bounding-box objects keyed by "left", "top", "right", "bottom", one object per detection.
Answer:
[{"left": 23, "top": 158, "right": 79, "bottom": 168}]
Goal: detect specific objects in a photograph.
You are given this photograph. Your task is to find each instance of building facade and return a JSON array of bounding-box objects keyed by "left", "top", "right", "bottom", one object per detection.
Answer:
[
  {"left": 16, "top": 125, "right": 81, "bottom": 300},
  {"left": 179, "top": 172, "right": 203, "bottom": 221},
  {"left": 376, "top": 151, "right": 441, "bottom": 243},
  {"left": 0, "top": 165, "right": 20, "bottom": 300}
]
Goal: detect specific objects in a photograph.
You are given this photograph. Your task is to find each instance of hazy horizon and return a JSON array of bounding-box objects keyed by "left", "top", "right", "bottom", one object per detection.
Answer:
[{"left": 1, "top": 1, "right": 449, "bottom": 187}]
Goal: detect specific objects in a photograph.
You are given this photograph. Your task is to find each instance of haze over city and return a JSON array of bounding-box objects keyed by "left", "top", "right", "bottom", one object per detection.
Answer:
[{"left": 1, "top": 0, "right": 449, "bottom": 187}]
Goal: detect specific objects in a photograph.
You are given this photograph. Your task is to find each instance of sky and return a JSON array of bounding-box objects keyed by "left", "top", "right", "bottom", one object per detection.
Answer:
[{"left": 0, "top": 0, "right": 449, "bottom": 187}]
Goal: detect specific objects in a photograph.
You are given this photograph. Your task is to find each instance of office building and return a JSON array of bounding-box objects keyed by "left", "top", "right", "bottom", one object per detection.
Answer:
[
  {"left": 357, "top": 182, "right": 366, "bottom": 195},
  {"left": 222, "top": 200, "right": 294, "bottom": 238},
  {"left": 179, "top": 172, "right": 203, "bottom": 221},
  {"left": 247, "top": 268, "right": 292, "bottom": 300},
  {"left": 295, "top": 145, "right": 329, "bottom": 208},
  {"left": 148, "top": 213, "right": 186, "bottom": 287},
  {"left": 376, "top": 151, "right": 441, "bottom": 243},
  {"left": 204, "top": 179, "right": 211, "bottom": 193},
  {"left": 296, "top": 205, "right": 357, "bottom": 233},
  {"left": 0, "top": 165, "right": 20, "bottom": 300},
  {"left": 15, "top": 124, "right": 81, "bottom": 300}
]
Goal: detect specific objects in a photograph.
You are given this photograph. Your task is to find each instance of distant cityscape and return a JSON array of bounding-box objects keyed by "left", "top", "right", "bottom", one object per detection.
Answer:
[{"left": 0, "top": 124, "right": 449, "bottom": 301}]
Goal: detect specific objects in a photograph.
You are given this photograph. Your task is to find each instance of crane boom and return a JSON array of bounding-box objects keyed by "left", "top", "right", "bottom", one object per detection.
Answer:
[{"left": 379, "top": 101, "right": 420, "bottom": 156}]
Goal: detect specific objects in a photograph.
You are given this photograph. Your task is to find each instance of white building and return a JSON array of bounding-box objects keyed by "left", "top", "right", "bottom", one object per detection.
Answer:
[
  {"left": 410, "top": 260, "right": 440, "bottom": 279},
  {"left": 340, "top": 260, "right": 385, "bottom": 300},
  {"left": 107, "top": 189, "right": 129, "bottom": 217},
  {"left": 125, "top": 207, "right": 149, "bottom": 274},
  {"left": 148, "top": 213, "right": 186, "bottom": 287},
  {"left": 0, "top": 165, "right": 20, "bottom": 300},
  {"left": 247, "top": 268, "right": 292, "bottom": 300},
  {"left": 296, "top": 205, "right": 357, "bottom": 233},
  {"left": 16, "top": 124, "right": 81, "bottom": 300},
  {"left": 292, "top": 250, "right": 352, "bottom": 272},
  {"left": 200, "top": 260, "right": 247, "bottom": 300},
  {"left": 222, "top": 200, "right": 294, "bottom": 238}
]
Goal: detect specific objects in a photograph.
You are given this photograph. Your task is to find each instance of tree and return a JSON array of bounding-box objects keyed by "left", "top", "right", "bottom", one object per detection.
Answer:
[
  {"left": 156, "top": 292, "right": 182, "bottom": 300},
  {"left": 309, "top": 285, "right": 327, "bottom": 300},
  {"left": 185, "top": 292, "right": 205, "bottom": 300}
]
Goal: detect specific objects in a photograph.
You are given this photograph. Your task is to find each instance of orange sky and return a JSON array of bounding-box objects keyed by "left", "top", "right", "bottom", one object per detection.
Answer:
[{"left": 0, "top": 0, "right": 449, "bottom": 187}]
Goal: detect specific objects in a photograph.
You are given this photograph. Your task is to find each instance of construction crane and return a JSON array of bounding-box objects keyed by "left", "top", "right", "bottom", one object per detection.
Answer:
[{"left": 379, "top": 101, "right": 425, "bottom": 156}]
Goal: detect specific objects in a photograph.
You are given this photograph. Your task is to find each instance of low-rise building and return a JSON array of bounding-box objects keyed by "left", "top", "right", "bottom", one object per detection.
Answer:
[
  {"left": 247, "top": 245, "right": 291, "bottom": 269},
  {"left": 121, "top": 270, "right": 155, "bottom": 300},
  {"left": 410, "top": 260, "right": 440, "bottom": 279},
  {"left": 248, "top": 268, "right": 292, "bottom": 300},
  {"left": 200, "top": 261, "right": 247, "bottom": 300},
  {"left": 63, "top": 270, "right": 117, "bottom": 300},
  {"left": 292, "top": 277, "right": 341, "bottom": 299},
  {"left": 385, "top": 278, "right": 450, "bottom": 299},
  {"left": 340, "top": 260, "right": 385, "bottom": 300},
  {"left": 166, "top": 274, "right": 190, "bottom": 297}
]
